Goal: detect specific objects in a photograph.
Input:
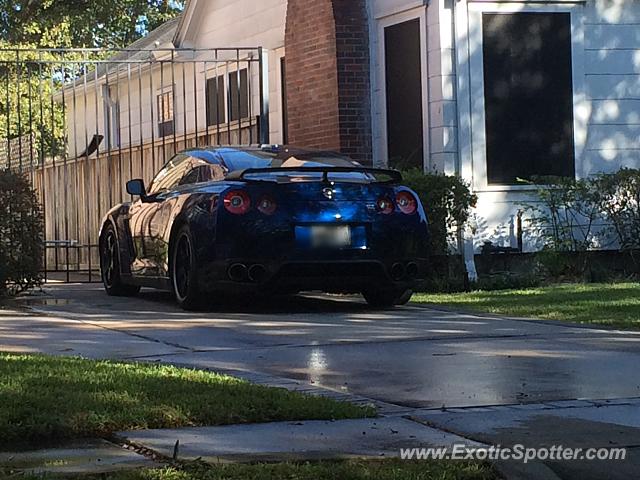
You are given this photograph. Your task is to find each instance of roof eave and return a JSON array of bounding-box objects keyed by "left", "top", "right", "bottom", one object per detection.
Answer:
[{"left": 173, "top": 0, "right": 199, "bottom": 47}]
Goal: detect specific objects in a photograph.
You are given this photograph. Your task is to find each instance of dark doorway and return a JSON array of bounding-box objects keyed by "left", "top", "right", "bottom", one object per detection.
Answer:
[
  {"left": 384, "top": 18, "right": 424, "bottom": 169},
  {"left": 482, "top": 12, "right": 575, "bottom": 185},
  {"left": 281, "top": 57, "right": 289, "bottom": 145}
]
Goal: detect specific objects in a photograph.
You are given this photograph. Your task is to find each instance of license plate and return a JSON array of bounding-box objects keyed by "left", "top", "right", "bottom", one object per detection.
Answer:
[{"left": 311, "top": 225, "right": 352, "bottom": 248}]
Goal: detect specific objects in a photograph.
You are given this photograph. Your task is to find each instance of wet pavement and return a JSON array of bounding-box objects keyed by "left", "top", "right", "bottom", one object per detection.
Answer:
[
  {"left": 121, "top": 417, "right": 481, "bottom": 462},
  {"left": 0, "top": 440, "right": 152, "bottom": 474},
  {"left": 8, "top": 283, "right": 640, "bottom": 409},
  {"left": 5, "top": 283, "right": 640, "bottom": 478},
  {"left": 413, "top": 399, "right": 640, "bottom": 480}
]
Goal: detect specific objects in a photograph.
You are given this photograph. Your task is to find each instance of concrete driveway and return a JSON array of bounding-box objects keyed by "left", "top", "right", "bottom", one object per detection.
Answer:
[
  {"left": 6, "top": 283, "right": 640, "bottom": 409},
  {"left": 5, "top": 283, "right": 640, "bottom": 478}
]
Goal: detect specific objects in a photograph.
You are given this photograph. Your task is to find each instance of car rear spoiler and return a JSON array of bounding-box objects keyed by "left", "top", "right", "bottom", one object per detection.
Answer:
[{"left": 226, "top": 167, "right": 403, "bottom": 184}]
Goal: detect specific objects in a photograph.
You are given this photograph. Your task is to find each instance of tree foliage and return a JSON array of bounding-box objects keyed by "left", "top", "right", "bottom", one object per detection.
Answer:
[
  {"left": 0, "top": 47, "right": 68, "bottom": 164},
  {"left": 0, "top": 169, "right": 43, "bottom": 296},
  {"left": 0, "top": 0, "right": 184, "bottom": 49},
  {"left": 595, "top": 169, "right": 640, "bottom": 251}
]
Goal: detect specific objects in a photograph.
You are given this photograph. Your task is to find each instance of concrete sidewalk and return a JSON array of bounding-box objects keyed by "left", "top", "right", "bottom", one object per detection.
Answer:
[{"left": 119, "top": 417, "right": 480, "bottom": 463}]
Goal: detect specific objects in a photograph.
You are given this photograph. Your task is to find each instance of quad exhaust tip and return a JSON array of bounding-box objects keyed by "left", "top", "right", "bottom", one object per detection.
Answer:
[
  {"left": 228, "top": 263, "right": 248, "bottom": 282},
  {"left": 229, "top": 263, "right": 267, "bottom": 283},
  {"left": 390, "top": 263, "right": 405, "bottom": 281},
  {"left": 406, "top": 262, "right": 419, "bottom": 279},
  {"left": 248, "top": 264, "right": 267, "bottom": 283}
]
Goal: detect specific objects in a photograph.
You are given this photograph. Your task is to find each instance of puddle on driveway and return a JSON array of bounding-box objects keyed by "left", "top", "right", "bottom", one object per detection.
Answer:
[
  {"left": 0, "top": 440, "right": 153, "bottom": 474},
  {"left": 18, "top": 298, "right": 72, "bottom": 306}
]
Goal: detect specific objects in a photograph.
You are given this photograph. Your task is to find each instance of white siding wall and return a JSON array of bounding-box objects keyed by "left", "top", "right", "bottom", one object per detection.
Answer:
[
  {"left": 187, "top": 0, "right": 287, "bottom": 143},
  {"left": 584, "top": 0, "right": 640, "bottom": 173},
  {"left": 426, "top": 0, "right": 458, "bottom": 174},
  {"left": 449, "top": 0, "right": 640, "bottom": 251},
  {"left": 66, "top": 0, "right": 288, "bottom": 157},
  {"left": 187, "top": 0, "right": 286, "bottom": 50}
]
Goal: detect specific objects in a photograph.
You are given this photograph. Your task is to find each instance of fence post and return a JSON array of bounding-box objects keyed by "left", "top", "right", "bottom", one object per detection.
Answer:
[{"left": 258, "top": 47, "right": 270, "bottom": 145}]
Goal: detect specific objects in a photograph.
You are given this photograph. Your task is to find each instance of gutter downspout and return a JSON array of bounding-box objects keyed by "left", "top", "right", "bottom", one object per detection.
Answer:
[{"left": 451, "top": 0, "right": 478, "bottom": 286}]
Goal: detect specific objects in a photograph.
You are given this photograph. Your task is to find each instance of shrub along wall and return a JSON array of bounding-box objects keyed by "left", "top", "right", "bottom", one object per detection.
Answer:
[
  {"left": 515, "top": 168, "right": 640, "bottom": 281},
  {"left": 0, "top": 170, "right": 43, "bottom": 296},
  {"left": 522, "top": 168, "right": 640, "bottom": 254},
  {"left": 407, "top": 168, "right": 640, "bottom": 293},
  {"left": 399, "top": 170, "right": 477, "bottom": 292},
  {"left": 401, "top": 169, "right": 477, "bottom": 255}
]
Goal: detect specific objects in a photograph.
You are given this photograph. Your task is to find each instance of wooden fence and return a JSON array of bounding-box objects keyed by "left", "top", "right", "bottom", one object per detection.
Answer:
[{"left": 32, "top": 122, "right": 258, "bottom": 278}]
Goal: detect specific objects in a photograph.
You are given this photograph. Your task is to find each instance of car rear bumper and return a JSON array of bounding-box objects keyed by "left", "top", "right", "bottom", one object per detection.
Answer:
[{"left": 197, "top": 257, "right": 427, "bottom": 294}]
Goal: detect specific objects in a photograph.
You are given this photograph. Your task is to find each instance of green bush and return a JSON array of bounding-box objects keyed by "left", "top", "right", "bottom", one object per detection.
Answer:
[
  {"left": 595, "top": 168, "right": 640, "bottom": 251},
  {"left": 520, "top": 176, "right": 602, "bottom": 253},
  {"left": 401, "top": 169, "right": 477, "bottom": 255},
  {"left": 0, "top": 170, "right": 43, "bottom": 296},
  {"left": 521, "top": 169, "right": 640, "bottom": 254}
]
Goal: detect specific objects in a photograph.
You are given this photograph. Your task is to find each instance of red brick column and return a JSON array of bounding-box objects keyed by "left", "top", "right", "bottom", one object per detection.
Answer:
[{"left": 285, "top": 0, "right": 372, "bottom": 164}]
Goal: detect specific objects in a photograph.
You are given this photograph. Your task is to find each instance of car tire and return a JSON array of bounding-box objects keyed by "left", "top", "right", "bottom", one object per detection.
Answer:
[
  {"left": 100, "top": 224, "right": 140, "bottom": 297},
  {"left": 362, "top": 288, "right": 403, "bottom": 309},
  {"left": 171, "top": 226, "right": 201, "bottom": 310}
]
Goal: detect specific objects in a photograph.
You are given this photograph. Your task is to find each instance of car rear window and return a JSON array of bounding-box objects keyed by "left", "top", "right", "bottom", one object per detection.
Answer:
[{"left": 221, "top": 149, "right": 379, "bottom": 183}]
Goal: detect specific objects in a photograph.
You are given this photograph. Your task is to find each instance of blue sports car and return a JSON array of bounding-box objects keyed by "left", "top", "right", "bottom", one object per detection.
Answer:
[{"left": 99, "top": 146, "right": 429, "bottom": 309}]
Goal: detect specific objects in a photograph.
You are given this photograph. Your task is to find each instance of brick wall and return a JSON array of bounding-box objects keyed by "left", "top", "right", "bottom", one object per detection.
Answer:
[{"left": 285, "top": 0, "right": 372, "bottom": 164}]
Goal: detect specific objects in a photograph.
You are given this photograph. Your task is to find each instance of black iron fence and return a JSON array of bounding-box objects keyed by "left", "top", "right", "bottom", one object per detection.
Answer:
[{"left": 0, "top": 47, "right": 270, "bottom": 283}]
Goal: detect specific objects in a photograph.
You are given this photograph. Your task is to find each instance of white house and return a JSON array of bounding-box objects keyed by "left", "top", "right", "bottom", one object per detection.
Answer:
[{"left": 64, "top": 0, "right": 640, "bottom": 253}]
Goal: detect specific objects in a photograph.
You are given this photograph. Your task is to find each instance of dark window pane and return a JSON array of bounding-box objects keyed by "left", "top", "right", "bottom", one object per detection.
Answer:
[
  {"left": 206, "top": 75, "right": 225, "bottom": 126},
  {"left": 157, "top": 91, "right": 174, "bottom": 138},
  {"left": 384, "top": 19, "right": 424, "bottom": 169},
  {"left": 482, "top": 12, "right": 575, "bottom": 185},
  {"left": 149, "top": 154, "right": 191, "bottom": 194},
  {"left": 158, "top": 121, "right": 174, "bottom": 137},
  {"left": 229, "top": 68, "right": 249, "bottom": 122}
]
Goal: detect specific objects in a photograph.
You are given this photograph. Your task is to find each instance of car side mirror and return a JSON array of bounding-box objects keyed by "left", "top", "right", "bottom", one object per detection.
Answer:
[{"left": 126, "top": 179, "right": 147, "bottom": 198}]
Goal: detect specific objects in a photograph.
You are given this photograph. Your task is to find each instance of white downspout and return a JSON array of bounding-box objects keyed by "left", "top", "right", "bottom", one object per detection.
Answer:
[{"left": 451, "top": 0, "right": 478, "bottom": 284}]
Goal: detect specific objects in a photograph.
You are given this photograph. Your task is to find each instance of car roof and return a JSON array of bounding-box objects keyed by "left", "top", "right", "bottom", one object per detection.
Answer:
[{"left": 179, "top": 146, "right": 354, "bottom": 172}]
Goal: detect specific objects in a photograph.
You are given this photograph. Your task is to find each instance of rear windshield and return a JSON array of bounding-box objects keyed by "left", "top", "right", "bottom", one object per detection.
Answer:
[{"left": 221, "top": 149, "right": 384, "bottom": 183}]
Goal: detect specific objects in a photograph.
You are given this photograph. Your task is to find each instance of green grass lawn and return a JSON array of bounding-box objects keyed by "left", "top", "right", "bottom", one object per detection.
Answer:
[
  {"left": 414, "top": 282, "right": 640, "bottom": 329},
  {"left": 14, "top": 460, "right": 497, "bottom": 480},
  {"left": 0, "top": 353, "right": 374, "bottom": 449}
]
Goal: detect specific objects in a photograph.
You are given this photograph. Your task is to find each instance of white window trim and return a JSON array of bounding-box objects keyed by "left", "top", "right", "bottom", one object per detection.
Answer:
[
  {"left": 458, "top": 1, "right": 587, "bottom": 193},
  {"left": 374, "top": 7, "right": 430, "bottom": 171},
  {"left": 373, "top": 0, "right": 426, "bottom": 20},
  {"left": 277, "top": 53, "right": 287, "bottom": 145},
  {"left": 103, "top": 85, "right": 120, "bottom": 149}
]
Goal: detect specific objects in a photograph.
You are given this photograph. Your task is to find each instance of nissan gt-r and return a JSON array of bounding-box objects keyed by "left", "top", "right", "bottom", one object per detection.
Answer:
[{"left": 99, "top": 146, "right": 429, "bottom": 309}]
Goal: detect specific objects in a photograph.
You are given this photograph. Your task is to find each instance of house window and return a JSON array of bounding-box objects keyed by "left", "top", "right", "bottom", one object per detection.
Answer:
[
  {"left": 206, "top": 75, "right": 225, "bottom": 126},
  {"left": 157, "top": 90, "right": 174, "bottom": 137},
  {"left": 229, "top": 68, "right": 249, "bottom": 122},
  {"left": 482, "top": 12, "right": 575, "bottom": 185},
  {"left": 384, "top": 18, "right": 423, "bottom": 169}
]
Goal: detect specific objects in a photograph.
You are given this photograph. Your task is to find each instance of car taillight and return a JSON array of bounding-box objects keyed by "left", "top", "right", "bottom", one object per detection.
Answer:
[
  {"left": 396, "top": 191, "right": 417, "bottom": 215},
  {"left": 376, "top": 196, "right": 394, "bottom": 215},
  {"left": 257, "top": 195, "right": 277, "bottom": 216},
  {"left": 224, "top": 190, "right": 251, "bottom": 215}
]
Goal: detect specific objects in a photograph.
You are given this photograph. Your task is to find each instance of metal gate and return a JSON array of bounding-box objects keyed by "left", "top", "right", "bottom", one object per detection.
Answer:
[{"left": 0, "top": 47, "right": 269, "bottom": 283}]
